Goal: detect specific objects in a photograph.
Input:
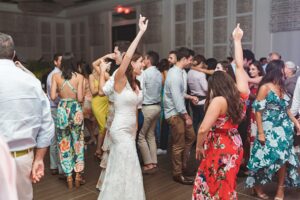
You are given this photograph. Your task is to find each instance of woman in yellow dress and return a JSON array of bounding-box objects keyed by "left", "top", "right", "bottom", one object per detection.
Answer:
[{"left": 89, "top": 57, "right": 111, "bottom": 158}]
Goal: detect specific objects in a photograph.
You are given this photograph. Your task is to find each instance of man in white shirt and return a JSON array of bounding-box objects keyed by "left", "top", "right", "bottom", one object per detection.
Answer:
[
  {"left": 46, "top": 53, "right": 63, "bottom": 175},
  {"left": 0, "top": 32, "right": 54, "bottom": 200},
  {"left": 187, "top": 55, "right": 208, "bottom": 133},
  {"left": 138, "top": 51, "right": 162, "bottom": 173}
]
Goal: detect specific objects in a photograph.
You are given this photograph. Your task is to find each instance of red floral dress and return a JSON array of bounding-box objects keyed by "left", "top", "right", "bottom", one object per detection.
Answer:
[
  {"left": 192, "top": 93, "right": 248, "bottom": 200},
  {"left": 247, "top": 85, "right": 258, "bottom": 151}
]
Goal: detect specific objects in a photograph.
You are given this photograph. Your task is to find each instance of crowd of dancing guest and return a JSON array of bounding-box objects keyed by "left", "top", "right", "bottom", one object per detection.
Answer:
[{"left": 2, "top": 14, "right": 300, "bottom": 200}]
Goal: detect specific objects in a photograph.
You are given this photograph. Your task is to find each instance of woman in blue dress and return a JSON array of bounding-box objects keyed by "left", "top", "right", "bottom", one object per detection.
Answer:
[{"left": 246, "top": 60, "right": 300, "bottom": 200}]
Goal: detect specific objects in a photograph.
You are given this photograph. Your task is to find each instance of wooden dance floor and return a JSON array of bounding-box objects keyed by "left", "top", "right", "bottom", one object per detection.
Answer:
[{"left": 33, "top": 145, "right": 300, "bottom": 200}]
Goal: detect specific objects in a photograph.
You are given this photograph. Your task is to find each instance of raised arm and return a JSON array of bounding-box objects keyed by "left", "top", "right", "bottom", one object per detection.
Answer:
[
  {"left": 232, "top": 24, "right": 249, "bottom": 94},
  {"left": 98, "top": 62, "right": 111, "bottom": 96},
  {"left": 114, "top": 15, "right": 148, "bottom": 92},
  {"left": 191, "top": 66, "right": 214, "bottom": 75},
  {"left": 92, "top": 53, "right": 115, "bottom": 74}
]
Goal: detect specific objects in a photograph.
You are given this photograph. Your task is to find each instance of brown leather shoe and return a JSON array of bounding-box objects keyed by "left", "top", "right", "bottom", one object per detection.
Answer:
[{"left": 173, "top": 175, "right": 194, "bottom": 185}]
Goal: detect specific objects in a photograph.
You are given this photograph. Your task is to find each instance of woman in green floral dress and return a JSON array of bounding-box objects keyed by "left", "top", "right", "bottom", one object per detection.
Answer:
[
  {"left": 51, "top": 53, "right": 85, "bottom": 189},
  {"left": 246, "top": 60, "right": 300, "bottom": 200}
]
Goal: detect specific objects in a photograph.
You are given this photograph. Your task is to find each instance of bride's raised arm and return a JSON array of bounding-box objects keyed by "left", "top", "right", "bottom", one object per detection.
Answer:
[
  {"left": 114, "top": 15, "right": 148, "bottom": 92},
  {"left": 232, "top": 23, "right": 249, "bottom": 94}
]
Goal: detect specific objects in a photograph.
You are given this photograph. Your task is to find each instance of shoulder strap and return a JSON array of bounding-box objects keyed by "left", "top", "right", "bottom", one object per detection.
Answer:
[
  {"left": 66, "top": 80, "right": 77, "bottom": 94},
  {"left": 60, "top": 80, "right": 77, "bottom": 94}
]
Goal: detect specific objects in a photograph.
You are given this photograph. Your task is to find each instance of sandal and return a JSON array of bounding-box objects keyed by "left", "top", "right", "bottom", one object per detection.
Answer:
[
  {"left": 67, "top": 176, "right": 73, "bottom": 189},
  {"left": 75, "top": 173, "right": 85, "bottom": 188},
  {"left": 252, "top": 188, "right": 269, "bottom": 200}
]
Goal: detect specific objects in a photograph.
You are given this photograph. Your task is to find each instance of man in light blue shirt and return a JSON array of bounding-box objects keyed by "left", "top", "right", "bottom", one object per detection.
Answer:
[
  {"left": 164, "top": 47, "right": 196, "bottom": 184},
  {"left": 138, "top": 51, "right": 162, "bottom": 173},
  {"left": 0, "top": 32, "right": 54, "bottom": 200},
  {"left": 46, "top": 53, "right": 63, "bottom": 175}
]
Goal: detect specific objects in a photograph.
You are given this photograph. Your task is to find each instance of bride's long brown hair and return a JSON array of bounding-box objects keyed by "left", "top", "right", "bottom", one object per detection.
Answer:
[
  {"left": 125, "top": 52, "right": 142, "bottom": 90},
  {"left": 205, "top": 71, "right": 244, "bottom": 124}
]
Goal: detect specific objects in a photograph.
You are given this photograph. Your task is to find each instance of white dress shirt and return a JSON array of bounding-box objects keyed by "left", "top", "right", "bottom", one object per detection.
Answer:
[
  {"left": 187, "top": 69, "right": 208, "bottom": 105},
  {"left": 47, "top": 67, "right": 61, "bottom": 108},
  {"left": 0, "top": 59, "right": 54, "bottom": 151},
  {"left": 142, "top": 66, "right": 162, "bottom": 105}
]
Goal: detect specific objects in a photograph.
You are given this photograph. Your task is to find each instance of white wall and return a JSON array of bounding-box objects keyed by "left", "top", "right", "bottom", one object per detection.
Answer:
[{"left": 271, "top": 30, "right": 300, "bottom": 66}]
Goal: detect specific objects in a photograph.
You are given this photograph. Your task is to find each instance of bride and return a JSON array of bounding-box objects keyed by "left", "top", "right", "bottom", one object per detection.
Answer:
[{"left": 98, "top": 15, "right": 148, "bottom": 200}]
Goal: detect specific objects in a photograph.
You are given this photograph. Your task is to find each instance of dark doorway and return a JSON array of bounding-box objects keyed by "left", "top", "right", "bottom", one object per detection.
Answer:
[{"left": 112, "top": 24, "right": 136, "bottom": 52}]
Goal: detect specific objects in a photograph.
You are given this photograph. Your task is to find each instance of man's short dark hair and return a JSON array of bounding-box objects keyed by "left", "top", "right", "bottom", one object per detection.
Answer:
[
  {"left": 146, "top": 51, "right": 159, "bottom": 66},
  {"left": 0, "top": 32, "right": 15, "bottom": 59},
  {"left": 243, "top": 49, "right": 255, "bottom": 63},
  {"left": 169, "top": 50, "right": 177, "bottom": 55},
  {"left": 193, "top": 54, "right": 206, "bottom": 65},
  {"left": 176, "top": 47, "right": 194, "bottom": 61},
  {"left": 53, "top": 53, "right": 62, "bottom": 62}
]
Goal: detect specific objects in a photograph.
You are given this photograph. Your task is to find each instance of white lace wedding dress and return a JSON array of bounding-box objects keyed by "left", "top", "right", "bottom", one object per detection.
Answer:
[{"left": 98, "top": 82, "right": 145, "bottom": 200}]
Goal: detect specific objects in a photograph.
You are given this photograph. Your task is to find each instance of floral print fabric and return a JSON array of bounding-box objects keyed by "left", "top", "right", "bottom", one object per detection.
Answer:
[
  {"left": 246, "top": 90, "right": 300, "bottom": 188},
  {"left": 56, "top": 99, "right": 84, "bottom": 176},
  {"left": 192, "top": 93, "right": 248, "bottom": 200}
]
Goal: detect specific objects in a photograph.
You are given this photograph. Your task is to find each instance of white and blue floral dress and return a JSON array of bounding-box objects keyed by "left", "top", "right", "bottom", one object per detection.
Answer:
[{"left": 246, "top": 90, "right": 300, "bottom": 188}]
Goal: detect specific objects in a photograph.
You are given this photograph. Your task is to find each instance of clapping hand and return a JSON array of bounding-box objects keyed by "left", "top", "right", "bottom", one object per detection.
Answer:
[
  {"left": 139, "top": 14, "right": 148, "bottom": 33},
  {"left": 232, "top": 23, "right": 243, "bottom": 41}
]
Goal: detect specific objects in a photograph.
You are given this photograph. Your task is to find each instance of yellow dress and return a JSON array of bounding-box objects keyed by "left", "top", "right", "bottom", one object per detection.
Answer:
[{"left": 91, "top": 79, "right": 109, "bottom": 135}]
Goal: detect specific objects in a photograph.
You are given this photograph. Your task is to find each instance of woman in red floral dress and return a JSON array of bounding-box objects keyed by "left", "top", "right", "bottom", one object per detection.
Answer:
[{"left": 192, "top": 24, "right": 249, "bottom": 200}]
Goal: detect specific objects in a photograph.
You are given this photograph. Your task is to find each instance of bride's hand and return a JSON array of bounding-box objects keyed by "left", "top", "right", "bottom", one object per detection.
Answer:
[
  {"left": 232, "top": 23, "right": 243, "bottom": 41},
  {"left": 138, "top": 14, "right": 148, "bottom": 33}
]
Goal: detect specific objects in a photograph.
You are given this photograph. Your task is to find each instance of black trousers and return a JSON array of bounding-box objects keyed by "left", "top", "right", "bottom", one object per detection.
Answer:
[{"left": 190, "top": 103, "right": 205, "bottom": 134}]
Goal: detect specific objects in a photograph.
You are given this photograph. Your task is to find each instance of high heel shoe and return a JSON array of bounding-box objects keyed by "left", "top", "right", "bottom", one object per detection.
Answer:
[
  {"left": 75, "top": 173, "right": 85, "bottom": 188},
  {"left": 67, "top": 176, "right": 73, "bottom": 189},
  {"left": 252, "top": 188, "right": 269, "bottom": 200}
]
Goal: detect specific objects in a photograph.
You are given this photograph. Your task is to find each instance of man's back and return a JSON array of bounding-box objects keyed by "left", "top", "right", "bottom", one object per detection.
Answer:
[{"left": 0, "top": 59, "right": 54, "bottom": 151}]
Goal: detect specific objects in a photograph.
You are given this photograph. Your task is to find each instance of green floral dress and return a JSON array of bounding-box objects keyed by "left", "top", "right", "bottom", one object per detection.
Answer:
[
  {"left": 56, "top": 98, "right": 85, "bottom": 177},
  {"left": 246, "top": 90, "right": 300, "bottom": 188}
]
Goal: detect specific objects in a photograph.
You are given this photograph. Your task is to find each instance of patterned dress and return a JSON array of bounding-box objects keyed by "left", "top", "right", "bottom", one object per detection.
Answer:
[
  {"left": 56, "top": 99, "right": 85, "bottom": 176},
  {"left": 56, "top": 80, "right": 85, "bottom": 176},
  {"left": 248, "top": 85, "right": 258, "bottom": 151},
  {"left": 192, "top": 93, "right": 248, "bottom": 200},
  {"left": 246, "top": 90, "right": 300, "bottom": 188}
]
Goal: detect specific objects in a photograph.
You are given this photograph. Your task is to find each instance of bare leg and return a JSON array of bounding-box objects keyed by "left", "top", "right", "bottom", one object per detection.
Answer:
[
  {"left": 95, "top": 128, "right": 106, "bottom": 158},
  {"left": 253, "top": 185, "right": 269, "bottom": 200},
  {"left": 85, "top": 119, "right": 96, "bottom": 144},
  {"left": 275, "top": 164, "right": 286, "bottom": 199}
]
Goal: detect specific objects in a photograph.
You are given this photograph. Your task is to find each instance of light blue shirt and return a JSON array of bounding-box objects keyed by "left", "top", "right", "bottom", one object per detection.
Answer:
[
  {"left": 47, "top": 67, "right": 61, "bottom": 107},
  {"left": 142, "top": 66, "right": 162, "bottom": 104},
  {"left": 163, "top": 66, "right": 187, "bottom": 119},
  {"left": 0, "top": 59, "right": 54, "bottom": 151}
]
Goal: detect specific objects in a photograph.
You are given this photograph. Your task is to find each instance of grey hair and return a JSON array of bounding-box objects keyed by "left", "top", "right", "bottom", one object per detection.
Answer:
[{"left": 0, "top": 32, "right": 15, "bottom": 59}]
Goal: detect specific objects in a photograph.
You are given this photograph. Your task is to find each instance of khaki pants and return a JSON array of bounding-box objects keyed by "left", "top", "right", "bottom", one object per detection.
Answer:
[
  {"left": 167, "top": 115, "right": 196, "bottom": 176},
  {"left": 138, "top": 105, "right": 161, "bottom": 165},
  {"left": 15, "top": 151, "right": 34, "bottom": 200}
]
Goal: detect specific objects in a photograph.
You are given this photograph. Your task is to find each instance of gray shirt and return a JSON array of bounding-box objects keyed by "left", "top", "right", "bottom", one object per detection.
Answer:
[
  {"left": 163, "top": 66, "right": 187, "bottom": 119},
  {"left": 187, "top": 69, "right": 207, "bottom": 103},
  {"left": 142, "top": 66, "right": 162, "bottom": 104},
  {"left": 0, "top": 59, "right": 54, "bottom": 151}
]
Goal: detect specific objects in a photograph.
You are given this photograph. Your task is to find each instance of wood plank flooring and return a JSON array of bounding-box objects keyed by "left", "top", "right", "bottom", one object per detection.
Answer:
[{"left": 33, "top": 145, "right": 300, "bottom": 200}]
